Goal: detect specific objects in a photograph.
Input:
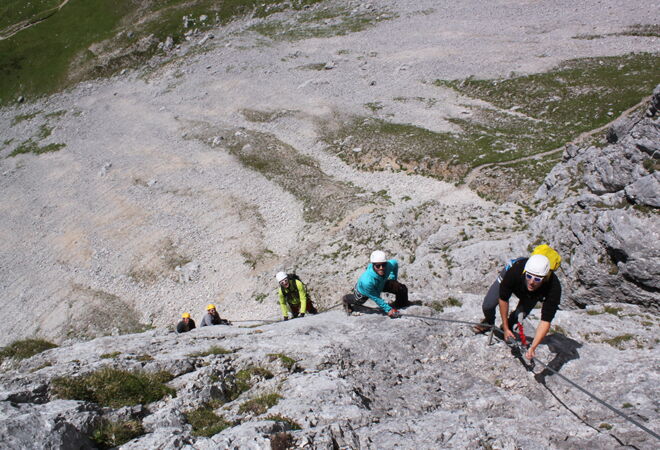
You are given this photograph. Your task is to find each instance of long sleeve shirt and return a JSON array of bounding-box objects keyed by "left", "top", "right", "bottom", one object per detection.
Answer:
[
  {"left": 278, "top": 279, "right": 307, "bottom": 317},
  {"left": 355, "top": 259, "right": 398, "bottom": 313}
]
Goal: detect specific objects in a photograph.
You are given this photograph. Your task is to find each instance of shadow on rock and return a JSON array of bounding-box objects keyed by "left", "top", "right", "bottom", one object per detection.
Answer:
[{"left": 534, "top": 333, "right": 583, "bottom": 384}]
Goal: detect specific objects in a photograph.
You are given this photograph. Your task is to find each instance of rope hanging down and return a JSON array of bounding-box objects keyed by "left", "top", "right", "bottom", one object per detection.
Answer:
[{"left": 400, "top": 312, "right": 660, "bottom": 442}]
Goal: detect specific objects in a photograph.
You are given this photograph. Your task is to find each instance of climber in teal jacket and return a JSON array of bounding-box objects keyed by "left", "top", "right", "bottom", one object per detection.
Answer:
[{"left": 343, "top": 250, "right": 409, "bottom": 318}]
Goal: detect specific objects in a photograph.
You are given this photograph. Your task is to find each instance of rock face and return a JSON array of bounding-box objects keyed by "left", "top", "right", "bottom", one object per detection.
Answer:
[
  {"left": 531, "top": 86, "right": 660, "bottom": 309},
  {"left": 0, "top": 304, "right": 658, "bottom": 449}
]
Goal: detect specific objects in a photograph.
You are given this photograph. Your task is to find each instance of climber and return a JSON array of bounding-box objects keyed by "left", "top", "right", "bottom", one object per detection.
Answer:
[
  {"left": 474, "top": 252, "right": 562, "bottom": 360},
  {"left": 200, "top": 304, "right": 232, "bottom": 327},
  {"left": 342, "top": 250, "right": 410, "bottom": 318},
  {"left": 276, "top": 272, "right": 317, "bottom": 320},
  {"left": 176, "top": 312, "right": 196, "bottom": 333}
]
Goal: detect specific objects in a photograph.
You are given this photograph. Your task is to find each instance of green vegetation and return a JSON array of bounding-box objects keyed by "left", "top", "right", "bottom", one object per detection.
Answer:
[
  {"left": 265, "top": 414, "right": 301, "bottom": 430},
  {"left": 188, "top": 345, "right": 233, "bottom": 357},
  {"left": 599, "top": 423, "right": 613, "bottom": 430},
  {"left": 622, "top": 402, "right": 633, "bottom": 408},
  {"left": 429, "top": 297, "right": 462, "bottom": 312},
  {"left": 0, "top": 338, "right": 57, "bottom": 362},
  {"left": 247, "top": 4, "right": 392, "bottom": 42},
  {"left": 51, "top": 368, "right": 175, "bottom": 407},
  {"left": 100, "top": 351, "right": 122, "bottom": 359},
  {"left": 184, "top": 404, "right": 232, "bottom": 437},
  {"left": 323, "top": 53, "right": 659, "bottom": 190},
  {"left": 8, "top": 141, "right": 65, "bottom": 157},
  {"left": 602, "top": 334, "right": 634, "bottom": 349},
  {"left": 575, "top": 24, "right": 660, "bottom": 40},
  {"left": 438, "top": 53, "right": 659, "bottom": 166},
  {"left": 0, "top": 0, "right": 325, "bottom": 105},
  {"left": 227, "top": 366, "right": 274, "bottom": 401},
  {"left": 239, "top": 392, "right": 282, "bottom": 415},
  {"left": 90, "top": 419, "right": 144, "bottom": 449},
  {"left": 136, "top": 354, "right": 154, "bottom": 362},
  {"left": 267, "top": 353, "right": 296, "bottom": 370},
  {"left": 211, "top": 127, "right": 374, "bottom": 222}
]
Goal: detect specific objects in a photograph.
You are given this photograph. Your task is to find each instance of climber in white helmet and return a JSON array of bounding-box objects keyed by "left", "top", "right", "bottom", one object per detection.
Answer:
[
  {"left": 342, "top": 250, "right": 410, "bottom": 319},
  {"left": 474, "top": 251, "right": 562, "bottom": 360}
]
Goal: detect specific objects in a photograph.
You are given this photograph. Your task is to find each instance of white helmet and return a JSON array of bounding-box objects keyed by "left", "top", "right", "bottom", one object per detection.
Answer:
[
  {"left": 276, "top": 272, "right": 288, "bottom": 283},
  {"left": 370, "top": 250, "right": 387, "bottom": 264},
  {"left": 524, "top": 254, "right": 550, "bottom": 277}
]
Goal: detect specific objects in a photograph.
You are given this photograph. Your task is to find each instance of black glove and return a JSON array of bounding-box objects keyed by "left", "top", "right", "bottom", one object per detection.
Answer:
[{"left": 283, "top": 317, "right": 289, "bottom": 321}]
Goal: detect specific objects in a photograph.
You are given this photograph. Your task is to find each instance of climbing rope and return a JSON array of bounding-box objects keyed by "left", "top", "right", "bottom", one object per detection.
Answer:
[{"left": 400, "top": 312, "right": 660, "bottom": 441}]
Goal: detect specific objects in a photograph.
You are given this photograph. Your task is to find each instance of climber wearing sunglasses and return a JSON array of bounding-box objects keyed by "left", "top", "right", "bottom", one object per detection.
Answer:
[
  {"left": 474, "top": 253, "right": 562, "bottom": 360},
  {"left": 342, "top": 250, "right": 410, "bottom": 319}
]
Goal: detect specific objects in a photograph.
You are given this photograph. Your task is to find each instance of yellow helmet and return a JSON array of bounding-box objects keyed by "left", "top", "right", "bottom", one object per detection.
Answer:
[
  {"left": 182, "top": 312, "right": 191, "bottom": 319},
  {"left": 206, "top": 304, "right": 216, "bottom": 311}
]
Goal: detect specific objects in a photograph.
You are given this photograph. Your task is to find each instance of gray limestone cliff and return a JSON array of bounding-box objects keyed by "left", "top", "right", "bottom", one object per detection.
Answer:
[{"left": 530, "top": 85, "right": 660, "bottom": 310}]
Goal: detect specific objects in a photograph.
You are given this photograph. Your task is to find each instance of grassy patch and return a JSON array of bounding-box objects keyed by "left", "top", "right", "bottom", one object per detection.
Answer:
[
  {"left": 188, "top": 345, "right": 233, "bottom": 357},
  {"left": 599, "top": 423, "right": 613, "bottom": 430},
  {"left": 135, "top": 354, "right": 154, "bottom": 362},
  {"left": 602, "top": 334, "right": 634, "bottom": 349},
  {"left": 8, "top": 141, "right": 65, "bottom": 157},
  {"left": 603, "top": 306, "right": 622, "bottom": 316},
  {"left": 429, "top": 297, "right": 463, "bottom": 313},
  {"left": 247, "top": 4, "right": 393, "bottom": 42},
  {"left": 0, "top": 338, "right": 57, "bottom": 362},
  {"left": 238, "top": 392, "right": 282, "bottom": 415},
  {"left": 438, "top": 52, "right": 659, "bottom": 164},
  {"left": 90, "top": 419, "right": 144, "bottom": 449},
  {"left": 267, "top": 353, "right": 296, "bottom": 370},
  {"left": 51, "top": 368, "right": 175, "bottom": 407},
  {"left": 11, "top": 111, "right": 40, "bottom": 126},
  {"left": 323, "top": 53, "right": 658, "bottom": 188},
  {"left": 100, "top": 351, "right": 122, "bottom": 359},
  {"left": 622, "top": 402, "right": 633, "bottom": 408},
  {"left": 185, "top": 404, "right": 232, "bottom": 437},
  {"left": 227, "top": 366, "right": 274, "bottom": 401},
  {"left": 265, "top": 414, "right": 301, "bottom": 430},
  {"left": 192, "top": 125, "right": 376, "bottom": 222},
  {"left": 0, "top": 0, "right": 324, "bottom": 105}
]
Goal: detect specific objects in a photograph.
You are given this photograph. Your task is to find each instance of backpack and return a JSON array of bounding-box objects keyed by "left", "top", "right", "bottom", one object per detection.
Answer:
[
  {"left": 530, "top": 244, "right": 562, "bottom": 271},
  {"left": 280, "top": 273, "right": 304, "bottom": 301}
]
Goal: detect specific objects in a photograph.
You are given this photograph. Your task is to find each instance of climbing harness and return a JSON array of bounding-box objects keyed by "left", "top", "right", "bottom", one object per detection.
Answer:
[{"left": 399, "top": 311, "right": 660, "bottom": 442}]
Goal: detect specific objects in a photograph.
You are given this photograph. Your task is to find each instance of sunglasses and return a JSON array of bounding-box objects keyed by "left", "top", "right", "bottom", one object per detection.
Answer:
[
  {"left": 373, "top": 263, "right": 386, "bottom": 269},
  {"left": 525, "top": 273, "right": 544, "bottom": 283}
]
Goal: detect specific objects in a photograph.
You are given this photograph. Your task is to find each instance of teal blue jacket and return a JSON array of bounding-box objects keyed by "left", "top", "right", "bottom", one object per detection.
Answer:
[{"left": 356, "top": 260, "right": 398, "bottom": 313}]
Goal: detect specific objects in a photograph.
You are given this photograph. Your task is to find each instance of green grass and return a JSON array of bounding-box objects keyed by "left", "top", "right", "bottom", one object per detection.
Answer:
[
  {"left": 247, "top": 4, "right": 391, "bottom": 42},
  {"left": 188, "top": 345, "right": 233, "bottom": 357},
  {"left": 184, "top": 405, "right": 232, "bottom": 437},
  {"left": 90, "top": 419, "right": 144, "bottom": 449},
  {"left": 429, "top": 297, "right": 463, "bottom": 312},
  {"left": 0, "top": 0, "right": 325, "bottom": 105},
  {"left": 323, "top": 52, "right": 659, "bottom": 187},
  {"left": 0, "top": 0, "right": 134, "bottom": 104},
  {"left": 264, "top": 414, "right": 301, "bottom": 430},
  {"left": 0, "top": 338, "right": 57, "bottom": 362},
  {"left": 100, "top": 351, "right": 121, "bottom": 359},
  {"left": 8, "top": 141, "right": 65, "bottom": 157},
  {"left": 267, "top": 353, "right": 296, "bottom": 370},
  {"left": 227, "top": 366, "right": 274, "bottom": 401},
  {"left": 602, "top": 334, "right": 634, "bottom": 349},
  {"left": 0, "top": 0, "right": 61, "bottom": 30},
  {"left": 238, "top": 392, "right": 282, "bottom": 415},
  {"left": 438, "top": 53, "right": 660, "bottom": 165},
  {"left": 51, "top": 368, "right": 175, "bottom": 407}
]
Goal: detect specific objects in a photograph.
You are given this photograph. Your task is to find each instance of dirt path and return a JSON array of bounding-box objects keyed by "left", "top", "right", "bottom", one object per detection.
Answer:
[
  {"left": 464, "top": 96, "right": 652, "bottom": 186},
  {"left": 0, "top": 0, "right": 70, "bottom": 40}
]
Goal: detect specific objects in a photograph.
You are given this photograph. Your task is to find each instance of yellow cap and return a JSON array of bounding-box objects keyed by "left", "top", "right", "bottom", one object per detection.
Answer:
[
  {"left": 206, "top": 303, "right": 216, "bottom": 311},
  {"left": 182, "top": 312, "right": 191, "bottom": 319}
]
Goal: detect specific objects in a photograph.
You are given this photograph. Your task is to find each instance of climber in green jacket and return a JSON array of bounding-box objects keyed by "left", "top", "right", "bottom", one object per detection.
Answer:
[{"left": 276, "top": 272, "right": 317, "bottom": 320}]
